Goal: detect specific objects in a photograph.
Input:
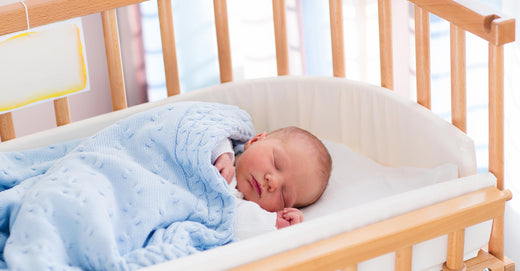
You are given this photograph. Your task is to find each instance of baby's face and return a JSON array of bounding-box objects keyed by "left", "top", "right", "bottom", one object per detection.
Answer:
[{"left": 235, "top": 133, "right": 322, "bottom": 212}]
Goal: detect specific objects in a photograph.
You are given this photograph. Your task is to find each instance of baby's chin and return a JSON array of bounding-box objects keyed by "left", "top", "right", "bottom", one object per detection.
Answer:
[
  {"left": 244, "top": 196, "right": 270, "bottom": 211},
  {"left": 243, "top": 194, "right": 259, "bottom": 205}
]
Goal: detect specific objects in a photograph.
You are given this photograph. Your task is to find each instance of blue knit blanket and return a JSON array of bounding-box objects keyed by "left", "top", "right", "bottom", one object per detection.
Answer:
[{"left": 0, "top": 102, "right": 255, "bottom": 270}]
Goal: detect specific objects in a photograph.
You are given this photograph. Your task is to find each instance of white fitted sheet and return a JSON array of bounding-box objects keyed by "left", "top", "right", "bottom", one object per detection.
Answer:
[{"left": 305, "top": 140, "right": 460, "bottom": 220}]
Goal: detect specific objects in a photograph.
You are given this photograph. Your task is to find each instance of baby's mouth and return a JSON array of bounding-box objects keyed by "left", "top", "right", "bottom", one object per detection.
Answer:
[{"left": 251, "top": 177, "right": 262, "bottom": 197}]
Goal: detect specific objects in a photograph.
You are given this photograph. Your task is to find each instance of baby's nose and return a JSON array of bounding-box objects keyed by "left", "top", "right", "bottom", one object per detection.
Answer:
[{"left": 265, "top": 174, "right": 279, "bottom": 192}]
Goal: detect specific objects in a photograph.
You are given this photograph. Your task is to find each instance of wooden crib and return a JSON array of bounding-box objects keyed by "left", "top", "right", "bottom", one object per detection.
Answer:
[{"left": 0, "top": 0, "right": 516, "bottom": 270}]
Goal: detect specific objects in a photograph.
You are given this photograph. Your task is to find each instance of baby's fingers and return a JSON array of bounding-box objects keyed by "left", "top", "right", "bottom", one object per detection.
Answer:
[{"left": 283, "top": 208, "right": 303, "bottom": 225}]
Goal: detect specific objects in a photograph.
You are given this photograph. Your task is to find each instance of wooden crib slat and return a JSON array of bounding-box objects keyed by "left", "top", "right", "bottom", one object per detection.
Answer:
[
  {"left": 329, "top": 0, "right": 345, "bottom": 78},
  {"left": 53, "top": 97, "right": 71, "bottom": 126},
  {"left": 444, "top": 229, "right": 465, "bottom": 271},
  {"left": 272, "top": 0, "right": 289, "bottom": 76},
  {"left": 395, "top": 246, "right": 412, "bottom": 271},
  {"left": 101, "top": 9, "right": 128, "bottom": 111},
  {"left": 157, "top": 0, "right": 180, "bottom": 96},
  {"left": 414, "top": 6, "right": 431, "bottom": 109},
  {"left": 0, "top": 113, "right": 16, "bottom": 142},
  {"left": 377, "top": 0, "right": 394, "bottom": 90},
  {"left": 488, "top": 42, "right": 505, "bottom": 261},
  {"left": 490, "top": 216, "right": 505, "bottom": 261},
  {"left": 488, "top": 43, "right": 505, "bottom": 190},
  {"left": 213, "top": 0, "right": 233, "bottom": 83},
  {"left": 450, "top": 24, "right": 467, "bottom": 133}
]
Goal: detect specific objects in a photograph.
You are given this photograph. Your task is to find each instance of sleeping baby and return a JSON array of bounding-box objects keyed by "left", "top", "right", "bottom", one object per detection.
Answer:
[
  {"left": 212, "top": 126, "right": 332, "bottom": 239},
  {"left": 0, "top": 102, "right": 331, "bottom": 270}
]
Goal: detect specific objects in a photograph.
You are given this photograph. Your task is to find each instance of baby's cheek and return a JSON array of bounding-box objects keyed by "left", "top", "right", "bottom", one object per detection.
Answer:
[
  {"left": 237, "top": 182, "right": 255, "bottom": 201},
  {"left": 235, "top": 179, "right": 247, "bottom": 194},
  {"left": 261, "top": 200, "right": 282, "bottom": 212}
]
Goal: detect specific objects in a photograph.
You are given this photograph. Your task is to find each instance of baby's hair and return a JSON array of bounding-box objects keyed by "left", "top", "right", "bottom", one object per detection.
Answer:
[{"left": 268, "top": 126, "right": 332, "bottom": 208}]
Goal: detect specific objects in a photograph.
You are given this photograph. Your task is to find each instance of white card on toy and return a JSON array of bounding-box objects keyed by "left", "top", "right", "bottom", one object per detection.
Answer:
[{"left": 0, "top": 18, "right": 89, "bottom": 113}]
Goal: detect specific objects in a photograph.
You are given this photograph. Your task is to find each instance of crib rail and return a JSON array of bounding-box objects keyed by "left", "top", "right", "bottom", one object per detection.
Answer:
[
  {"left": 0, "top": 0, "right": 145, "bottom": 36},
  {"left": 231, "top": 187, "right": 512, "bottom": 271},
  {"left": 410, "top": 0, "right": 515, "bottom": 46}
]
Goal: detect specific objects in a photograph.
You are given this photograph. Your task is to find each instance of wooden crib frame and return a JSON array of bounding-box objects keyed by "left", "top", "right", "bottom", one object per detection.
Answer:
[{"left": 0, "top": 0, "right": 516, "bottom": 270}]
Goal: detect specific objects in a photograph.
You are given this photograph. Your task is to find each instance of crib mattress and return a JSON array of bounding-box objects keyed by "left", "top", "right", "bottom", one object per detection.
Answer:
[{"left": 0, "top": 76, "right": 489, "bottom": 270}]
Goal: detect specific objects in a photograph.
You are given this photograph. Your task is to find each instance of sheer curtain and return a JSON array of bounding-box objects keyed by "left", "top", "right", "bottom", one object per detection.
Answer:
[
  {"left": 140, "top": 0, "right": 220, "bottom": 101},
  {"left": 139, "top": 0, "right": 303, "bottom": 101}
]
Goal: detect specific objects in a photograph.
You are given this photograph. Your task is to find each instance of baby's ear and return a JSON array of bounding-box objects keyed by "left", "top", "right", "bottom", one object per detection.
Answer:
[{"left": 244, "top": 132, "right": 267, "bottom": 150}]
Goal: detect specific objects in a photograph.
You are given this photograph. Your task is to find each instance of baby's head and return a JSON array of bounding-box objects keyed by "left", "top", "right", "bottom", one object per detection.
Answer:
[{"left": 235, "top": 126, "right": 332, "bottom": 212}]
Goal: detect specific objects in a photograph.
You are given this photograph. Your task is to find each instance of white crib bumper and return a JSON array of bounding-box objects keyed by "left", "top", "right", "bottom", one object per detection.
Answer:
[{"left": 1, "top": 76, "right": 476, "bottom": 178}]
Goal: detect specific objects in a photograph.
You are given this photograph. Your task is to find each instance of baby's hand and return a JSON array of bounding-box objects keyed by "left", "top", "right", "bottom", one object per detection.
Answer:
[
  {"left": 276, "top": 208, "right": 303, "bottom": 229},
  {"left": 214, "top": 153, "right": 234, "bottom": 184}
]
